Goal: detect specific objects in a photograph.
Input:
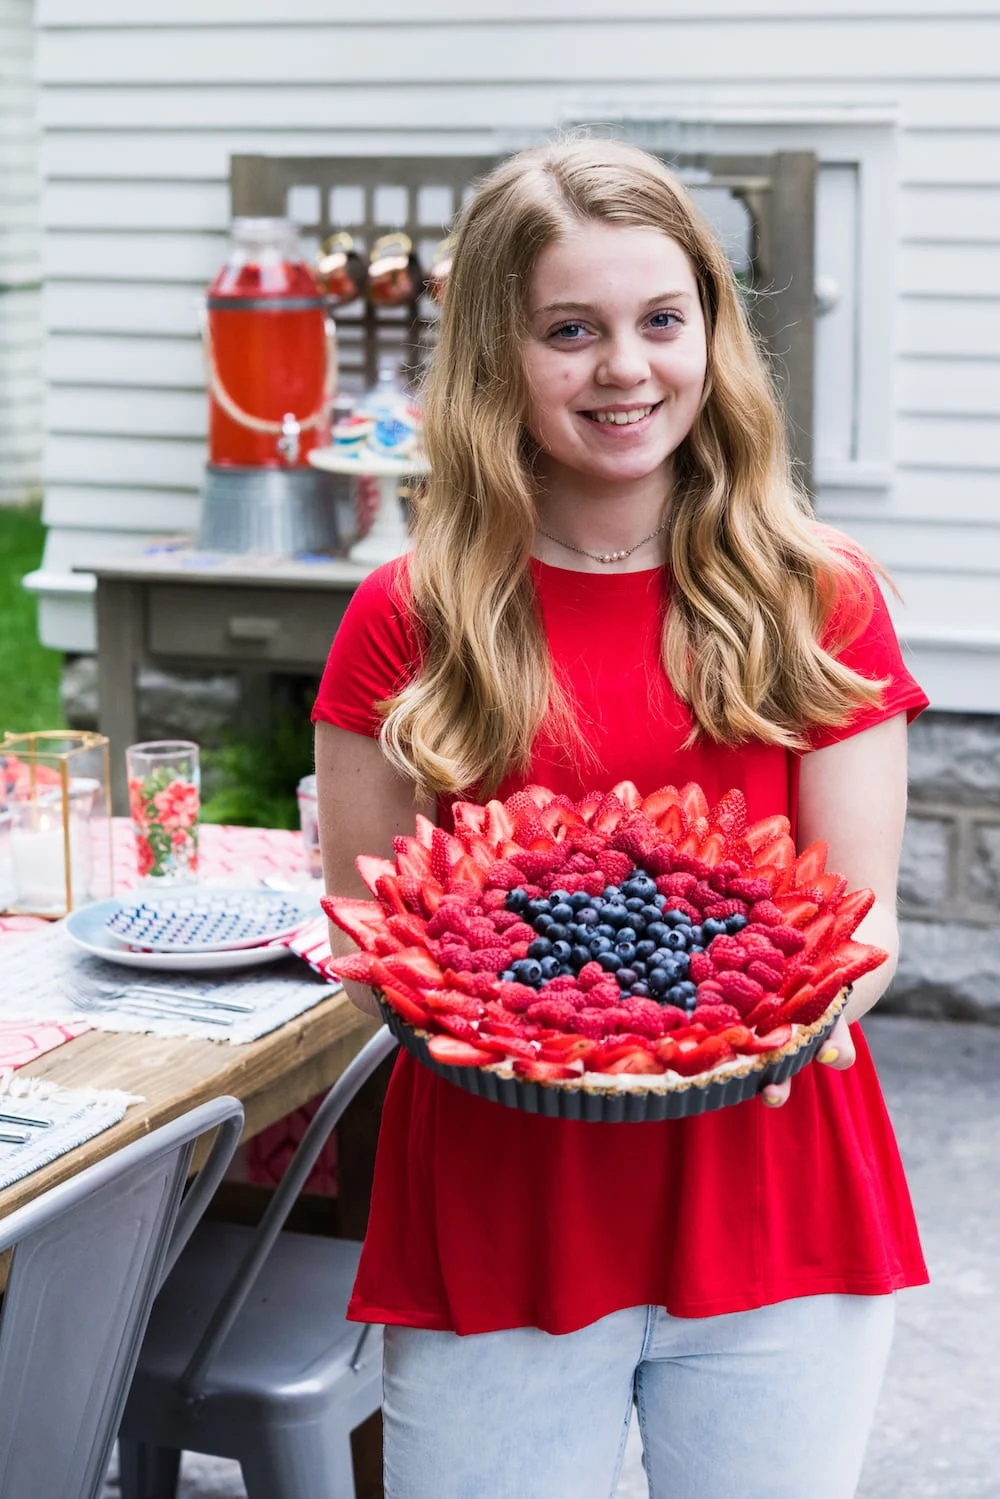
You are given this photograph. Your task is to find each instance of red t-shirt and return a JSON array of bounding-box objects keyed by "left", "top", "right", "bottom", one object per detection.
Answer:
[{"left": 313, "top": 556, "right": 930, "bottom": 1335}]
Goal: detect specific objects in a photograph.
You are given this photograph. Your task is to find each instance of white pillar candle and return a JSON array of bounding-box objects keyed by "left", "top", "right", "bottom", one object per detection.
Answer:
[{"left": 10, "top": 806, "right": 90, "bottom": 915}]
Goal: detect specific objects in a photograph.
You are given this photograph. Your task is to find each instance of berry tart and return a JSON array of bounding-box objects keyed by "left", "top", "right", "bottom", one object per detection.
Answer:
[{"left": 323, "top": 781, "right": 887, "bottom": 1121}]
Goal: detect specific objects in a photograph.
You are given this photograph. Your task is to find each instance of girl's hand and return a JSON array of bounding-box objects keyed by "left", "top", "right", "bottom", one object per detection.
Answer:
[{"left": 760, "top": 1014, "right": 856, "bottom": 1109}]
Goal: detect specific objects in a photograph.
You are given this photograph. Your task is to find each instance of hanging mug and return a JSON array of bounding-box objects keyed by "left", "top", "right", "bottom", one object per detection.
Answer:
[
  {"left": 368, "top": 232, "right": 423, "bottom": 307},
  {"left": 315, "top": 231, "right": 368, "bottom": 305}
]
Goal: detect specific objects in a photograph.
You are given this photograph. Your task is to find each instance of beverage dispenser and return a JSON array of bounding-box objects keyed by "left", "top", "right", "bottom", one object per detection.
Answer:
[{"left": 197, "top": 217, "right": 340, "bottom": 555}]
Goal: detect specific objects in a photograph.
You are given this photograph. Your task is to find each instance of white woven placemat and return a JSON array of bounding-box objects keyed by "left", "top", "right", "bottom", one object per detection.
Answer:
[{"left": 0, "top": 1072, "right": 142, "bottom": 1193}]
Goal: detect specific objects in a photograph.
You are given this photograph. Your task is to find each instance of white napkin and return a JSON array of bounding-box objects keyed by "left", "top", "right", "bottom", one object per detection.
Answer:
[{"left": 0, "top": 1071, "right": 141, "bottom": 1193}]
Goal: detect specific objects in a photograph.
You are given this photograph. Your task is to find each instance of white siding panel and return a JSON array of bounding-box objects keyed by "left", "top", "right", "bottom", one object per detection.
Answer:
[
  {"left": 43, "top": 485, "right": 201, "bottom": 534},
  {"left": 43, "top": 182, "right": 230, "bottom": 232},
  {"left": 43, "top": 434, "right": 205, "bottom": 490},
  {"left": 899, "top": 243, "right": 1000, "bottom": 299},
  {"left": 897, "top": 414, "right": 1000, "bottom": 471},
  {"left": 898, "top": 358, "right": 1000, "bottom": 418},
  {"left": 35, "top": 20, "right": 1000, "bottom": 87},
  {"left": 44, "top": 232, "right": 228, "bottom": 284},
  {"left": 895, "top": 467, "right": 1000, "bottom": 523},
  {"left": 902, "top": 186, "right": 1000, "bottom": 242},
  {"left": 830, "top": 517, "right": 1000, "bottom": 573},
  {"left": 45, "top": 282, "right": 205, "bottom": 337},
  {"left": 900, "top": 131, "right": 1000, "bottom": 186},
  {"left": 0, "top": 0, "right": 41, "bottom": 505},
  {"left": 898, "top": 298, "right": 1000, "bottom": 359},
  {"left": 46, "top": 334, "right": 204, "bottom": 389},
  {"left": 48, "top": 386, "right": 207, "bottom": 440}
]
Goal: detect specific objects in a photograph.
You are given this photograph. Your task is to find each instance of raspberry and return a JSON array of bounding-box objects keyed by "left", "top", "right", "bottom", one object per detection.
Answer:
[
  {"left": 435, "top": 943, "right": 475, "bottom": 972},
  {"left": 564, "top": 850, "right": 597, "bottom": 874},
  {"left": 657, "top": 872, "right": 698, "bottom": 897},
  {"left": 694, "top": 1003, "right": 744, "bottom": 1031},
  {"left": 748, "top": 899, "right": 784, "bottom": 926},
  {"left": 705, "top": 936, "right": 749, "bottom": 971},
  {"left": 568, "top": 1008, "right": 613, "bottom": 1039},
  {"left": 484, "top": 859, "right": 528, "bottom": 890},
  {"left": 689, "top": 880, "right": 718, "bottom": 910},
  {"left": 746, "top": 958, "right": 784, "bottom": 992},
  {"left": 716, "top": 971, "right": 766, "bottom": 1013},
  {"left": 466, "top": 947, "right": 511, "bottom": 973},
  {"left": 510, "top": 849, "right": 562, "bottom": 881},
  {"left": 497, "top": 981, "right": 537, "bottom": 1012},
  {"left": 466, "top": 917, "right": 498, "bottom": 947},
  {"left": 766, "top": 925, "right": 808, "bottom": 956},
  {"left": 728, "top": 876, "right": 774, "bottom": 903},
  {"left": 609, "top": 829, "right": 656, "bottom": 864},
  {"left": 509, "top": 941, "right": 530, "bottom": 959},
  {"left": 741, "top": 928, "right": 782, "bottom": 954},
  {"left": 588, "top": 981, "right": 626, "bottom": 1009},
  {"left": 555, "top": 873, "right": 588, "bottom": 894},
  {"left": 492, "top": 909, "right": 526, "bottom": 932},
  {"left": 544, "top": 975, "right": 582, "bottom": 994},
  {"left": 702, "top": 898, "right": 749, "bottom": 921},
  {"left": 503, "top": 921, "right": 535, "bottom": 944},
  {"left": 653, "top": 889, "right": 701, "bottom": 923},
  {"left": 582, "top": 872, "right": 606, "bottom": 897},
  {"left": 480, "top": 888, "right": 508, "bottom": 911},
  {"left": 688, "top": 951, "right": 716, "bottom": 985},
  {"left": 577, "top": 961, "right": 605, "bottom": 990},
  {"left": 603, "top": 1005, "right": 642, "bottom": 1033},
  {"left": 695, "top": 979, "right": 725, "bottom": 1003},
  {"left": 643, "top": 845, "right": 674, "bottom": 876},
  {"left": 658, "top": 1004, "right": 689, "bottom": 1031},
  {"left": 463, "top": 973, "right": 502, "bottom": 1000},
  {"left": 526, "top": 996, "right": 577, "bottom": 1029},
  {"left": 596, "top": 849, "right": 634, "bottom": 884}
]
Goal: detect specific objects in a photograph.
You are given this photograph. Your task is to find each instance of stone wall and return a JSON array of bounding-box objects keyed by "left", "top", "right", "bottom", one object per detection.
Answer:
[{"left": 891, "top": 711, "right": 1000, "bottom": 1023}]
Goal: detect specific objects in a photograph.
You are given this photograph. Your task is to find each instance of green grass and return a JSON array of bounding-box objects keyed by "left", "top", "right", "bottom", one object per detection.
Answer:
[
  {"left": 0, "top": 503, "right": 65, "bottom": 734},
  {"left": 200, "top": 697, "right": 314, "bottom": 830}
]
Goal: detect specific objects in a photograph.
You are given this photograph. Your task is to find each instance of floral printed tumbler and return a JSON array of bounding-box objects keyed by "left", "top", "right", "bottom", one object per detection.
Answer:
[{"left": 126, "top": 740, "right": 200, "bottom": 884}]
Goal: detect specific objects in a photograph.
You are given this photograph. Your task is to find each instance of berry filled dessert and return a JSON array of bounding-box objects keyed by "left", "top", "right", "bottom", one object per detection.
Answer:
[{"left": 323, "top": 780, "right": 887, "bottom": 1120}]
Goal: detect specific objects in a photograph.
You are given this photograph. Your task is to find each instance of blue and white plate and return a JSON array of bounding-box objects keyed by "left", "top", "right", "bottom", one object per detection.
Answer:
[
  {"left": 64, "top": 895, "right": 313, "bottom": 972},
  {"left": 102, "top": 888, "right": 315, "bottom": 953}
]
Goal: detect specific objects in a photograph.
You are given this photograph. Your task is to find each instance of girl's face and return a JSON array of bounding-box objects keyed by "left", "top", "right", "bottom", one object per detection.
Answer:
[{"left": 522, "top": 222, "right": 708, "bottom": 495}]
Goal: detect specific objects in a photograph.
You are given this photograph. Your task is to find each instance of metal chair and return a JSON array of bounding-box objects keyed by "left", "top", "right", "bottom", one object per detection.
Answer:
[
  {"left": 0, "top": 1095, "right": 244, "bottom": 1499},
  {"left": 119, "top": 1025, "right": 398, "bottom": 1499}
]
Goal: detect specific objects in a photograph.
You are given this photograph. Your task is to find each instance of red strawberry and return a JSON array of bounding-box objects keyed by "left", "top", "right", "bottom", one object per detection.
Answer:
[
  {"left": 375, "top": 874, "right": 408, "bottom": 916},
  {"left": 430, "top": 826, "right": 465, "bottom": 882},
  {"left": 744, "top": 996, "right": 784, "bottom": 1033},
  {"left": 790, "top": 839, "right": 828, "bottom": 887},
  {"left": 698, "top": 831, "right": 727, "bottom": 867},
  {"left": 397, "top": 876, "right": 443, "bottom": 917},
  {"left": 829, "top": 887, "right": 876, "bottom": 943},
  {"left": 321, "top": 895, "right": 391, "bottom": 948},
  {"left": 378, "top": 981, "right": 431, "bottom": 1027},
  {"left": 513, "top": 1057, "right": 581, "bottom": 1082},
  {"left": 755, "top": 834, "right": 797, "bottom": 875},
  {"left": 325, "top": 951, "right": 374, "bottom": 985},
  {"left": 801, "top": 911, "right": 837, "bottom": 961},
  {"left": 640, "top": 785, "right": 683, "bottom": 821},
  {"left": 740, "top": 1024, "right": 793, "bottom": 1054},
  {"left": 798, "top": 873, "right": 848, "bottom": 908},
  {"left": 476, "top": 1033, "right": 538, "bottom": 1062},
  {"left": 670, "top": 1035, "right": 735, "bottom": 1077},
  {"left": 610, "top": 779, "right": 643, "bottom": 811},
  {"left": 744, "top": 812, "right": 790, "bottom": 852},
  {"left": 538, "top": 1035, "right": 599, "bottom": 1065},
  {"left": 380, "top": 948, "right": 445, "bottom": 987},
  {"left": 427, "top": 1035, "right": 494, "bottom": 1067},
  {"left": 602, "top": 1049, "right": 666, "bottom": 1076},
  {"left": 716, "top": 1024, "right": 756, "bottom": 1051},
  {"left": 391, "top": 834, "right": 433, "bottom": 880},
  {"left": 355, "top": 854, "right": 397, "bottom": 896},
  {"left": 592, "top": 793, "right": 628, "bottom": 835},
  {"left": 483, "top": 798, "right": 515, "bottom": 847},
  {"left": 592, "top": 1035, "right": 655, "bottom": 1069},
  {"left": 387, "top": 913, "right": 430, "bottom": 948},
  {"left": 771, "top": 893, "right": 820, "bottom": 926},
  {"left": 679, "top": 782, "right": 709, "bottom": 825},
  {"left": 708, "top": 789, "right": 747, "bottom": 838},
  {"left": 503, "top": 789, "right": 543, "bottom": 821},
  {"left": 435, "top": 1012, "right": 483, "bottom": 1042}
]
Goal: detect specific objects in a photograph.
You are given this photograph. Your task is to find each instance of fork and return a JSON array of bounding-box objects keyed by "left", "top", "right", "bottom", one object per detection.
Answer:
[
  {"left": 69, "top": 989, "right": 236, "bottom": 1028},
  {"left": 79, "top": 980, "right": 255, "bottom": 1015}
]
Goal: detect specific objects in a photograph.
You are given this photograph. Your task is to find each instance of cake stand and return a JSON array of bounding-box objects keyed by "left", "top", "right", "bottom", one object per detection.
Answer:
[{"left": 308, "top": 447, "right": 430, "bottom": 565}]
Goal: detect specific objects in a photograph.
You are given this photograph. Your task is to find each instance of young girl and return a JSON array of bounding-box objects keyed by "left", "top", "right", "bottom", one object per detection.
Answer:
[{"left": 313, "top": 138, "right": 928, "bottom": 1499}]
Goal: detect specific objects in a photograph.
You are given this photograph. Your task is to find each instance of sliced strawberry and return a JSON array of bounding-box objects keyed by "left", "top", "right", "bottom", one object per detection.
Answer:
[
  {"left": 476, "top": 1032, "right": 538, "bottom": 1062},
  {"left": 399, "top": 875, "right": 444, "bottom": 916},
  {"left": 538, "top": 1035, "right": 600, "bottom": 1065},
  {"left": 355, "top": 854, "right": 397, "bottom": 896},
  {"left": 698, "top": 831, "right": 727, "bottom": 867},
  {"left": 801, "top": 911, "right": 837, "bottom": 961},
  {"left": 446, "top": 854, "right": 488, "bottom": 891},
  {"left": 602, "top": 1049, "right": 666, "bottom": 1076},
  {"left": 327, "top": 951, "right": 375, "bottom": 983},
  {"left": 591, "top": 1035, "right": 655, "bottom": 1069},
  {"left": 592, "top": 793, "right": 628, "bottom": 836},
  {"left": 380, "top": 947, "right": 445, "bottom": 986},
  {"left": 513, "top": 1057, "right": 581, "bottom": 1082},
  {"left": 755, "top": 834, "right": 797, "bottom": 874},
  {"left": 829, "top": 887, "right": 876, "bottom": 943},
  {"left": 386, "top": 912, "right": 429, "bottom": 947},
  {"left": 799, "top": 872, "right": 847, "bottom": 907},
  {"left": 744, "top": 996, "right": 784, "bottom": 1033},
  {"left": 740, "top": 1024, "right": 793, "bottom": 1054},
  {"left": 709, "top": 789, "right": 747, "bottom": 839},
  {"left": 427, "top": 1035, "right": 494, "bottom": 1067},
  {"left": 654, "top": 803, "right": 686, "bottom": 844},
  {"left": 378, "top": 982, "right": 431, "bottom": 1027},
  {"left": 483, "top": 798, "right": 515, "bottom": 848},
  {"left": 391, "top": 835, "right": 433, "bottom": 880},
  {"left": 522, "top": 783, "right": 556, "bottom": 810},
  {"left": 422, "top": 988, "right": 484, "bottom": 1020},
  {"left": 321, "top": 895, "right": 391, "bottom": 949},
  {"left": 451, "top": 800, "right": 487, "bottom": 837},
  {"left": 744, "top": 813, "right": 791, "bottom": 852},
  {"left": 791, "top": 839, "right": 829, "bottom": 888},
  {"left": 771, "top": 893, "right": 820, "bottom": 927},
  {"left": 641, "top": 785, "right": 682, "bottom": 820},
  {"left": 610, "top": 779, "right": 643, "bottom": 811},
  {"left": 669, "top": 1035, "right": 735, "bottom": 1076},
  {"left": 716, "top": 1024, "right": 756, "bottom": 1051}
]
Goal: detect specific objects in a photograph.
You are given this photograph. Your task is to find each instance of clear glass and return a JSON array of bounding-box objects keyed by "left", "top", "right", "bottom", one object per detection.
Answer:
[
  {"left": 2, "top": 731, "right": 113, "bottom": 916},
  {"left": 297, "top": 773, "right": 322, "bottom": 878},
  {"left": 126, "top": 740, "right": 200, "bottom": 885}
]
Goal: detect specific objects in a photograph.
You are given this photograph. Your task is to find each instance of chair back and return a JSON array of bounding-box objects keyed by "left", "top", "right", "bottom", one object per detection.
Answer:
[{"left": 0, "top": 1096, "right": 244, "bottom": 1499}]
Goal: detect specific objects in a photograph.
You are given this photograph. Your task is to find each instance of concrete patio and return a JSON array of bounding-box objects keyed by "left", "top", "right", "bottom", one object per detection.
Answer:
[{"left": 101, "top": 1013, "right": 999, "bottom": 1498}]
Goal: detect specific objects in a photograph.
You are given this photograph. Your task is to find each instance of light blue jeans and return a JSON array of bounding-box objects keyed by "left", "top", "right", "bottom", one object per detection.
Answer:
[{"left": 382, "top": 1294, "right": 895, "bottom": 1498}]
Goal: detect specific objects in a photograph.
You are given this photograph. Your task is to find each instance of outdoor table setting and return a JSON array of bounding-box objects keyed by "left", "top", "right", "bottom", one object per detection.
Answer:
[{"left": 0, "top": 731, "right": 373, "bottom": 1230}]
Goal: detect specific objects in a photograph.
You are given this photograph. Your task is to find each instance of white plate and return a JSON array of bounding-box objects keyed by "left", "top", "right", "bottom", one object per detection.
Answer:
[
  {"left": 64, "top": 898, "right": 302, "bottom": 972},
  {"left": 103, "top": 888, "right": 316, "bottom": 953}
]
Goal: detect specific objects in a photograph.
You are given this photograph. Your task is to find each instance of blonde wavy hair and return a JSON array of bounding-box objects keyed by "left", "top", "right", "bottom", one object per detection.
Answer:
[{"left": 380, "top": 137, "right": 884, "bottom": 798}]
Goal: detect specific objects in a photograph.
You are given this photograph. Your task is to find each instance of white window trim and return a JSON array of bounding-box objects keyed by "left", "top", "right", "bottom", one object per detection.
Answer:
[{"left": 547, "top": 103, "right": 900, "bottom": 506}]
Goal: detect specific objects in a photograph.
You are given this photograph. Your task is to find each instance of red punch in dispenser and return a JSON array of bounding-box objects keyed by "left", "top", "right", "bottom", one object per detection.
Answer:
[{"left": 198, "top": 217, "right": 340, "bottom": 554}]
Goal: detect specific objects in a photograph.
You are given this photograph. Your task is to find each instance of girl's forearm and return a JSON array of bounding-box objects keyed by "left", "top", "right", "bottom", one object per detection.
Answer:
[{"left": 840, "top": 899, "right": 900, "bottom": 1026}]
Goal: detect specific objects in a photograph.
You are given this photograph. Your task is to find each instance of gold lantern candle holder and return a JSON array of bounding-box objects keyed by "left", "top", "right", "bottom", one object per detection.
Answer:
[{"left": 1, "top": 731, "right": 114, "bottom": 918}]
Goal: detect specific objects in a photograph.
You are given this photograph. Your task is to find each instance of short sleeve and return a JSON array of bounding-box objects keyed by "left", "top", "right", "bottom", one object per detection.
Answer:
[
  {"left": 311, "top": 556, "right": 421, "bottom": 739},
  {"left": 805, "top": 565, "right": 930, "bottom": 751}
]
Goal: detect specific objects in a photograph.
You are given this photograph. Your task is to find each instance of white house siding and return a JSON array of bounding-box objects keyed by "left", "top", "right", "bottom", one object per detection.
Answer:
[
  {"left": 0, "top": 0, "right": 42, "bottom": 504},
  {"left": 31, "top": 0, "right": 1000, "bottom": 709}
]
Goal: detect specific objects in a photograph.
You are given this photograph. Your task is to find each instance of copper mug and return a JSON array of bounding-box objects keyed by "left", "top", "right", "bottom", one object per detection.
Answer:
[
  {"left": 315, "top": 232, "right": 367, "bottom": 305},
  {"left": 368, "top": 232, "right": 423, "bottom": 306},
  {"left": 425, "top": 237, "right": 454, "bottom": 305}
]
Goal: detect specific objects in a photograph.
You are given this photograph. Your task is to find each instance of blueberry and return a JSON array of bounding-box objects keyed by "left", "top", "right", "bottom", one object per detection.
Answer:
[
  {"left": 512, "top": 958, "right": 542, "bottom": 985},
  {"left": 725, "top": 913, "right": 748, "bottom": 934},
  {"left": 664, "top": 929, "right": 689, "bottom": 951},
  {"left": 631, "top": 960, "right": 647, "bottom": 979},
  {"left": 602, "top": 885, "right": 621, "bottom": 901},
  {"left": 616, "top": 942, "right": 638, "bottom": 965},
  {"left": 558, "top": 964, "right": 575, "bottom": 977},
  {"left": 506, "top": 888, "right": 529, "bottom": 913},
  {"left": 654, "top": 892, "right": 667, "bottom": 908},
  {"left": 595, "top": 922, "right": 616, "bottom": 940},
  {"left": 617, "top": 926, "right": 638, "bottom": 945},
  {"left": 527, "top": 898, "right": 552, "bottom": 919},
  {"left": 666, "top": 984, "right": 688, "bottom": 1005},
  {"left": 539, "top": 955, "right": 561, "bottom": 980},
  {"left": 550, "top": 902, "right": 574, "bottom": 924},
  {"left": 624, "top": 897, "right": 646, "bottom": 913},
  {"left": 636, "top": 939, "right": 656, "bottom": 960},
  {"left": 570, "top": 944, "right": 592, "bottom": 970},
  {"left": 569, "top": 891, "right": 591, "bottom": 911},
  {"left": 645, "top": 921, "right": 668, "bottom": 945},
  {"left": 664, "top": 908, "right": 690, "bottom": 927},
  {"left": 607, "top": 908, "right": 631, "bottom": 930},
  {"left": 550, "top": 889, "right": 570, "bottom": 905},
  {"left": 589, "top": 935, "right": 613, "bottom": 954},
  {"left": 577, "top": 907, "right": 599, "bottom": 927},
  {"left": 534, "top": 912, "right": 554, "bottom": 934},
  {"left": 701, "top": 917, "right": 728, "bottom": 940},
  {"left": 640, "top": 904, "right": 661, "bottom": 924},
  {"left": 546, "top": 923, "right": 570, "bottom": 943},
  {"left": 616, "top": 967, "right": 638, "bottom": 989},
  {"left": 500, "top": 968, "right": 516, "bottom": 982},
  {"left": 551, "top": 940, "right": 573, "bottom": 962},
  {"left": 689, "top": 925, "right": 704, "bottom": 947},
  {"left": 527, "top": 937, "right": 553, "bottom": 959},
  {"left": 630, "top": 982, "right": 650, "bottom": 999},
  {"left": 623, "top": 874, "right": 657, "bottom": 902},
  {"left": 598, "top": 951, "right": 622, "bottom": 972},
  {"left": 657, "top": 956, "right": 683, "bottom": 982},
  {"left": 607, "top": 893, "right": 627, "bottom": 909},
  {"left": 677, "top": 980, "right": 697, "bottom": 1000},
  {"left": 648, "top": 968, "right": 670, "bottom": 996}
]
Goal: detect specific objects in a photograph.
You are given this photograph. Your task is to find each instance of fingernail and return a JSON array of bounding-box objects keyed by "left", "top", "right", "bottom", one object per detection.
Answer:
[
  {"left": 762, "top": 1092, "right": 783, "bottom": 1107},
  {"left": 819, "top": 1047, "right": 839, "bottom": 1064}
]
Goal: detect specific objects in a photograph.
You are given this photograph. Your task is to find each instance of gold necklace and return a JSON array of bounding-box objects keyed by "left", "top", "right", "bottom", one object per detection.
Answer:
[{"left": 535, "top": 517, "right": 669, "bottom": 565}]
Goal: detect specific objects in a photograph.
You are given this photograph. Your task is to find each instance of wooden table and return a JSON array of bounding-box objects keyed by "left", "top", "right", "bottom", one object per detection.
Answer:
[{"left": 88, "top": 552, "right": 372, "bottom": 814}]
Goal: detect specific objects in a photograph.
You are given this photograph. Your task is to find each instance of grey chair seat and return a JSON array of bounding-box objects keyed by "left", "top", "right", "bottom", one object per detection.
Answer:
[{"left": 125, "top": 1221, "right": 379, "bottom": 1437}]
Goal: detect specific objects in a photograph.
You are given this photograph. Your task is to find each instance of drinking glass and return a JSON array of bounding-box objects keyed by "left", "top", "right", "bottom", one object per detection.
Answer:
[
  {"left": 126, "top": 740, "right": 200, "bottom": 885},
  {"left": 297, "top": 774, "right": 322, "bottom": 878}
]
